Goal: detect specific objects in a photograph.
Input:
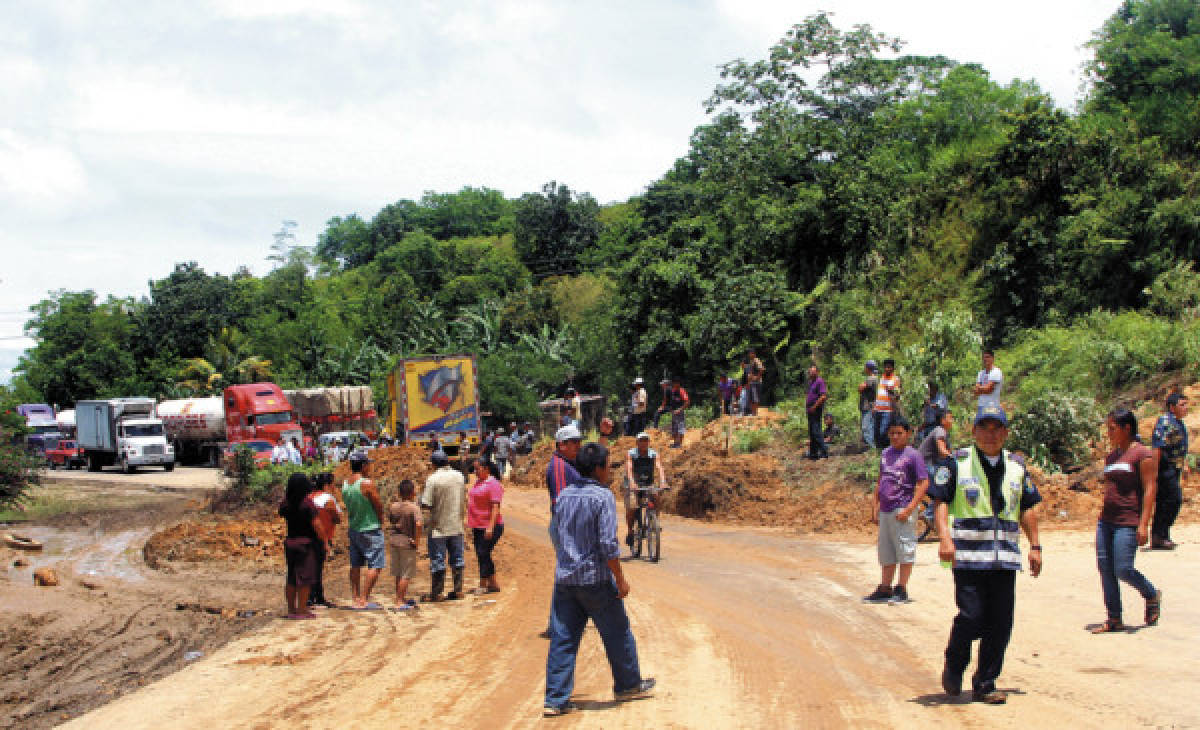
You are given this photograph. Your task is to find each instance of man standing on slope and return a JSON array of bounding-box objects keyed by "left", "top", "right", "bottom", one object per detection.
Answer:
[
  {"left": 931, "top": 404, "right": 1043, "bottom": 705},
  {"left": 973, "top": 350, "right": 1004, "bottom": 409},
  {"left": 1151, "top": 392, "right": 1189, "bottom": 549}
]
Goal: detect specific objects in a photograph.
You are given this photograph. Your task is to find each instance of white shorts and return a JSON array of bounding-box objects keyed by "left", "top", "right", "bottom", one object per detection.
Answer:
[{"left": 877, "top": 509, "right": 917, "bottom": 565}]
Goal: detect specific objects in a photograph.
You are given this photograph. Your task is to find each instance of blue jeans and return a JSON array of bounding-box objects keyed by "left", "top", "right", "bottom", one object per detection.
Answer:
[
  {"left": 860, "top": 411, "right": 873, "bottom": 447},
  {"left": 427, "top": 534, "right": 465, "bottom": 573},
  {"left": 873, "top": 410, "right": 892, "bottom": 449},
  {"left": 545, "top": 581, "right": 642, "bottom": 708},
  {"left": 1096, "top": 521, "right": 1157, "bottom": 621}
]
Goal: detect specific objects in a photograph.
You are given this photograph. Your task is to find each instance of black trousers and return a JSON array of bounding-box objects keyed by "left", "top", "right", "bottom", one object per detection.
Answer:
[
  {"left": 807, "top": 407, "right": 827, "bottom": 458},
  {"left": 944, "top": 569, "right": 1016, "bottom": 693},
  {"left": 1152, "top": 470, "right": 1182, "bottom": 541},
  {"left": 308, "top": 541, "right": 327, "bottom": 604}
]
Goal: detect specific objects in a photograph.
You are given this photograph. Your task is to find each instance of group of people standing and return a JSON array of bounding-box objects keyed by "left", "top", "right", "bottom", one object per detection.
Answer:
[
  {"left": 275, "top": 447, "right": 509, "bottom": 619},
  {"left": 853, "top": 346, "right": 1190, "bottom": 704}
]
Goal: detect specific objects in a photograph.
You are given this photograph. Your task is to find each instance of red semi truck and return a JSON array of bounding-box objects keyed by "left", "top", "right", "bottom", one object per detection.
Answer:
[{"left": 157, "top": 383, "right": 303, "bottom": 465}]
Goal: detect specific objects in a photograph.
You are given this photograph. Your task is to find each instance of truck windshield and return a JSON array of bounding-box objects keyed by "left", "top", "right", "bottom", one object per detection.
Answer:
[
  {"left": 32, "top": 425, "right": 60, "bottom": 435},
  {"left": 255, "top": 411, "right": 294, "bottom": 426},
  {"left": 123, "top": 424, "right": 164, "bottom": 438}
]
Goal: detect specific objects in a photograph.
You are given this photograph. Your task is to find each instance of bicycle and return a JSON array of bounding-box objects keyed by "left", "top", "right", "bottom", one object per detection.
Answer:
[
  {"left": 916, "top": 496, "right": 936, "bottom": 542},
  {"left": 630, "top": 485, "right": 667, "bottom": 562}
]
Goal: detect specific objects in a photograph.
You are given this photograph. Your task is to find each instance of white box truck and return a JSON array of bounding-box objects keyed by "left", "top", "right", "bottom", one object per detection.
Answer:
[{"left": 76, "top": 398, "right": 175, "bottom": 473}]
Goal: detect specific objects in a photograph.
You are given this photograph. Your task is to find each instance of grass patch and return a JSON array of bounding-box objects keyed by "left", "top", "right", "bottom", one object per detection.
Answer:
[
  {"left": 733, "top": 428, "right": 773, "bottom": 454},
  {"left": 0, "top": 485, "right": 168, "bottom": 522}
]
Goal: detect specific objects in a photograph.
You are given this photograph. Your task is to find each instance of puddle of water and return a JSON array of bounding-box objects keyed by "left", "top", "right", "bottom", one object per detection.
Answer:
[{"left": 5, "top": 526, "right": 150, "bottom": 583}]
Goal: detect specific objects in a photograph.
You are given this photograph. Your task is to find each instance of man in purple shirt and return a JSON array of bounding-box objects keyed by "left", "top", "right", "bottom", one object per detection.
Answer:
[
  {"left": 544, "top": 442, "right": 655, "bottom": 716},
  {"left": 806, "top": 365, "right": 829, "bottom": 460}
]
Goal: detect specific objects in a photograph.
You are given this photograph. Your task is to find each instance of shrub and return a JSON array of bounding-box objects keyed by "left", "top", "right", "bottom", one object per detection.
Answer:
[
  {"left": 733, "top": 428, "right": 772, "bottom": 453},
  {"left": 0, "top": 435, "right": 41, "bottom": 510},
  {"left": 1007, "top": 390, "right": 1101, "bottom": 470}
]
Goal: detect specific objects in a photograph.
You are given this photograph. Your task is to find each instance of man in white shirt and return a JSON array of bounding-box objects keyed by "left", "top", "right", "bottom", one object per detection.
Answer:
[
  {"left": 286, "top": 438, "right": 303, "bottom": 465},
  {"left": 630, "top": 377, "right": 648, "bottom": 435},
  {"left": 271, "top": 441, "right": 288, "bottom": 465},
  {"left": 973, "top": 350, "right": 1003, "bottom": 409}
]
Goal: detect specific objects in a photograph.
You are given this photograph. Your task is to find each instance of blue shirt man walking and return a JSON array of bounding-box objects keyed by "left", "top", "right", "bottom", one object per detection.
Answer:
[{"left": 543, "top": 442, "right": 656, "bottom": 716}]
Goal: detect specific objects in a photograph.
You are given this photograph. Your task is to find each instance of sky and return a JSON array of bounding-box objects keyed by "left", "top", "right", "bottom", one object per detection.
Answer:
[{"left": 0, "top": 0, "right": 1122, "bottom": 385}]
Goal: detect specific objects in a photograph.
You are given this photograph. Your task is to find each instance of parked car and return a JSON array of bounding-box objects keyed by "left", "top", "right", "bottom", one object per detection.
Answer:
[
  {"left": 317, "top": 431, "right": 372, "bottom": 450},
  {"left": 45, "top": 440, "right": 86, "bottom": 470},
  {"left": 221, "top": 439, "right": 274, "bottom": 475}
]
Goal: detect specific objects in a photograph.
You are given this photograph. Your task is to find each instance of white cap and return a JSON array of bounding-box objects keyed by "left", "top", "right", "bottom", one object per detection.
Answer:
[
  {"left": 555, "top": 424, "right": 583, "bottom": 442},
  {"left": 636, "top": 431, "right": 650, "bottom": 440},
  {"left": 633, "top": 377, "right": 644, "bottom": 385}
]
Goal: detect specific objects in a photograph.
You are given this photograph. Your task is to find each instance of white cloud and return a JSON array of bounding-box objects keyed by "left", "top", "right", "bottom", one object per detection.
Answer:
[{"left": 0, "top": 129, "right": 91, "bottom": 211}]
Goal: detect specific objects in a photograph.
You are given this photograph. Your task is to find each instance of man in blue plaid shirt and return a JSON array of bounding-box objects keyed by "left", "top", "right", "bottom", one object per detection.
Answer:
[{"left": 543, "top": 442, "right": 656, "bottom": 716}]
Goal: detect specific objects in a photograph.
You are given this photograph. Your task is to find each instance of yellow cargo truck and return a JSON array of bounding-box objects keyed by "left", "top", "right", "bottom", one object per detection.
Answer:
[{"left": 386, "top": 354, "right": 481, "bottom": 450}]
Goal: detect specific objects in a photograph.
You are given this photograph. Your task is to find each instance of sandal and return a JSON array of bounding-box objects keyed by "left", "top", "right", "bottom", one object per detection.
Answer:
[
  {"left": 1145, "top": 590, "right": 1162, "bottom": 625},
  {"left": 1090, "top": 618, "right": 1125, "bottom": 634},
  {"left": 420, "top": 593, "right": 445, "bottom": 603}
]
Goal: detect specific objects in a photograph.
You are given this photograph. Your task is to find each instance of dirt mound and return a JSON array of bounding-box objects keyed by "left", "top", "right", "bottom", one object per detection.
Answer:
[
  {"left": 331, "top": 444, "right": 439, "bottom": 498},
  {"left": 145, "top": 518, "right": 286, "bottom": 569}
]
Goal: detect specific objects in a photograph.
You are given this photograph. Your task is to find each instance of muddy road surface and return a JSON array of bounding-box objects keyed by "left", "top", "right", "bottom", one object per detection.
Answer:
[
  {"left": 62, "top": 487, "right": 1200, "bottom": 729},
  {"left": 0, "top": 480, "right": 278, "bottom": 729}
]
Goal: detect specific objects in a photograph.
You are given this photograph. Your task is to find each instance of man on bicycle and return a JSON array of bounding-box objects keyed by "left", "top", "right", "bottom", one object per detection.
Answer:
[{"left": 623, "top": 432, "right": 669, "bottom": 549}]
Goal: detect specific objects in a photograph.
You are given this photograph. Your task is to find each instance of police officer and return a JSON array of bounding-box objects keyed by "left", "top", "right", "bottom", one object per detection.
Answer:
[{"left": 930, "top": 404, "right": 1043, "bottom": 705}]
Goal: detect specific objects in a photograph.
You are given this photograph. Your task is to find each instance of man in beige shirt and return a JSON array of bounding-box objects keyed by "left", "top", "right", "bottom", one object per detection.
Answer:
[{"left": 420, "top": 450, "right": 467, "bottom": 601}]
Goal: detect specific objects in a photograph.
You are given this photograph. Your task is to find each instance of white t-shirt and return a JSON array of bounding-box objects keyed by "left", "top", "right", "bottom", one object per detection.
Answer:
[
  {"left": 976, "top": 367, "right": 1004, "bottom": 409},
  {"left": 632, "top": 387, "right": 648, "bottom": 414},
  {"left": 271, "top": 444, "right": 288, "bottom": 464}
]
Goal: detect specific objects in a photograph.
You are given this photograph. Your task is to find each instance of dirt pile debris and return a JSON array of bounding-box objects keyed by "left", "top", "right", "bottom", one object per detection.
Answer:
[{"left": 331, "top": 444, "right": 438, "bottom": 498}]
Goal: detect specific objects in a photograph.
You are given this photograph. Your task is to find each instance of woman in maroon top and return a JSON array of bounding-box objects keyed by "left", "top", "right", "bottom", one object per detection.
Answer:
[{"left": 1092, "top": 409, "right": 1162, "bottom": 633}]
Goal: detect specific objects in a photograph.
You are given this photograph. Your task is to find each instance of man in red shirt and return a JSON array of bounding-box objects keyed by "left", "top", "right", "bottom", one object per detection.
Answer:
[{"left": 666, "top": 376, "right": 689, "bottom": 449}]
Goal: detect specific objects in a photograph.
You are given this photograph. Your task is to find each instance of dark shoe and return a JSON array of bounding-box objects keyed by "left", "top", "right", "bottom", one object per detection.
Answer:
[
  {"left": 973, "top": 689, "right": 1007, "bottom": 704},
  {"left": 543, "top": 702, "right": 578, "bottom": 717},
  {"left": 445, "top": 591, "right": 464, "bottom": 600},
  {"left": 615, "top": 678, "right": 656, "bottom": 701},
  {"left": 1145, "top": 590, "right": 1162, "bottom": 625},
  {"left": 625, "top": 533, "right": 634, "bottom": 548},
  {"left": 538, "top": 629, "right": 552, "bottom": 639},
  {"left": 451, "top": 566, "right": 465, "bottom": 595},
  {"left": 941, "top": 663, "right": 962, "bottom": 697},
  {"left": 1151, "top": 539, "right": 1177, "bottom": 550},
  {"left": 862, "top": 585, "right": 892, "bottom": 603},
  {"left": 889, "top": 586, "right": 909, "bottom": 604}
]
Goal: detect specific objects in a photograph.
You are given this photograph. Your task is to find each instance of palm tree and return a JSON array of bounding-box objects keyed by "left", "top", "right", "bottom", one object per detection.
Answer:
[{"left": 176, "top": 327, "right": 273, "bottom": 394}]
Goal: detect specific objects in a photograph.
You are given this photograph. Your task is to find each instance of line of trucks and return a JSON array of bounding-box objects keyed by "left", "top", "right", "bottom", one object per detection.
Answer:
[{"left": 14, "top": 354, "right": 484, "bottom": 473}]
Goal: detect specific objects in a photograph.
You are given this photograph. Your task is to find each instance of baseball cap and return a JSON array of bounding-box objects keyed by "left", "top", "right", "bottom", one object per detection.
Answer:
[
  {"left": 633, "top": 377, "right": 644, "bottom": 385},
  {"left": 555, "top": 424, "right": 582, "bottom": 442},
  {"left": 636, "top": 431, "right": 650, "bottom": 440},
  {"left": 431, "top": 450, "right": 449, "bottom": 465},
  {"left": 865, "top": 359, "right": 878, "bottom": 371},
  {"left": 349, "top": 448, "right": 370, "bottom": 464},
  {"left": 974, "top": 404, "right": 1009, "bottom": 426}
]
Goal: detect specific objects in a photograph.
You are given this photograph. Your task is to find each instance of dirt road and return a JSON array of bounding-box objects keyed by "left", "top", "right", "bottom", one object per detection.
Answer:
[{"left": 65, "top": 487, "right": 1200, "bottom": 729}]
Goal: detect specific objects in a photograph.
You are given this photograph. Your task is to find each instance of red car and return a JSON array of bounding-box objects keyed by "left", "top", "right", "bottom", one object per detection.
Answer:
[
  {"left": 45, "top": 440, "right": 86, "bottom": 470},
  {"left": 221, "top": 439, "right": 274, "bottom": 475}
]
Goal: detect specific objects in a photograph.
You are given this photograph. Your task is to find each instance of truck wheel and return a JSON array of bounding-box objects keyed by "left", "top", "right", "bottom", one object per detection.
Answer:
[
  {"left": 87, "top": 454, "right": 101, "bottom": 472},
  {"left": 121, "top": 455, "right": 136, "bottom": 474},
  {"left": 164, "top": 462, "right": 175, "bottom": 472}
]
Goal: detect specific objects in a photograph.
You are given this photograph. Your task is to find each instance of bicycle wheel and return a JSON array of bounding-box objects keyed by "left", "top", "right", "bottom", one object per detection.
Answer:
[
  {"left": 645, "top": 510, "right": 661, "bottom": 562},
  {"left": 631, "top": 509, "right": 644, "bottom": 558},
  {"left": 916, "top": 499, "right": 934, "bottom": 542}
]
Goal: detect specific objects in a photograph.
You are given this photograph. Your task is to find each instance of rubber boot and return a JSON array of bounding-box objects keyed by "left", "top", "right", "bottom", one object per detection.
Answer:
[
  {"left": 424, "top": 570, "right": 445, "bottom": 601},
  {"left": 447, "top": 566, "right": 465, "bottom": 600}
]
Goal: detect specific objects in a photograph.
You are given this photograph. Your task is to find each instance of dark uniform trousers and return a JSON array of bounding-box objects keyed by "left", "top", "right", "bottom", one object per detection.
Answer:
[{"left": 945, "top": 569, "right": 1016, "bottom": 693}]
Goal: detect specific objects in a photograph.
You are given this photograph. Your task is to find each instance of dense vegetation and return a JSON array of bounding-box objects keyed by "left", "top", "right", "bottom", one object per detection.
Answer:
[{"left": 8, "top": 2, "right": 1200, "bottom": 466}]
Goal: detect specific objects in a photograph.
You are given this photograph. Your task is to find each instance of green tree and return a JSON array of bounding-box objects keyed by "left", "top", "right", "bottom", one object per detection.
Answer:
[
  {"left": 513, "top": 181, "right": 600, "bottom": 278},
  {"left": 177, "top": 327, "right": 272, "bottom": 393}
]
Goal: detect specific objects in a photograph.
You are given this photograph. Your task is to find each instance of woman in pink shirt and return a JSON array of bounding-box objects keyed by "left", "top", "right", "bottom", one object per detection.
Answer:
[{"left": 468, "top": 458, "right": 505, "bottom": 593}]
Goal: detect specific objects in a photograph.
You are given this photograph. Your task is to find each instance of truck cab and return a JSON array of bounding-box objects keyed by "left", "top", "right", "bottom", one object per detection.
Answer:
[
  {"left": 223, "top": 384, "right": 303, "bottom": 447},
  {"left": 16, "top": 404, "right": 61, "bottom": 455},
  {"left": 118, "top": 419, "right": 174, "bottom": 470},
  {"left": 77, "top": 398, "right": 175, "bottom": 473}
]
